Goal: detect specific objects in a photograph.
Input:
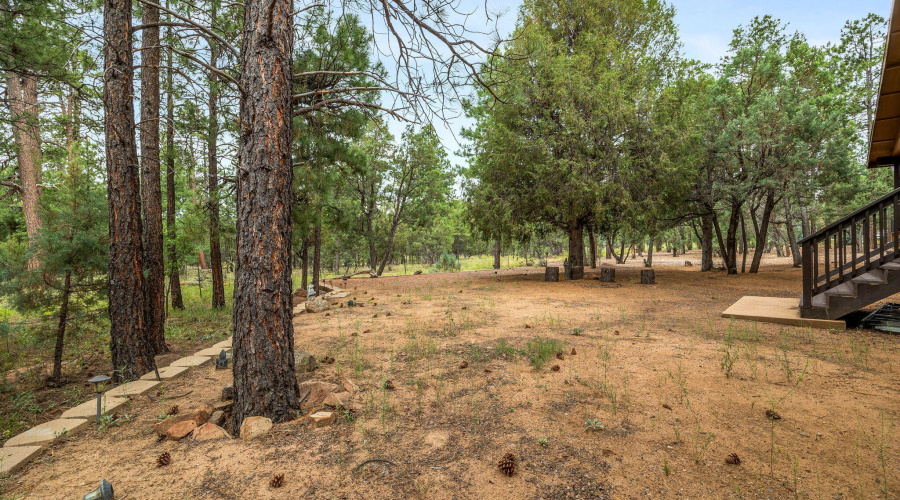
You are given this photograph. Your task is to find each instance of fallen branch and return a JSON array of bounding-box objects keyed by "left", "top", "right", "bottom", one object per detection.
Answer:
[{"left": 354, "top": 458, "right": 396, "bottom": 472}]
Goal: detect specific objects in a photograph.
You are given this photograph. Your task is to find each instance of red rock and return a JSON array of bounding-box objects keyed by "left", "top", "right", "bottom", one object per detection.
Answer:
[
  {"left": 167, "top": 420, "right": 197, "bottom": 440},
  {"left": 191, "top": 422, "right": 231, "bottom": 442}
]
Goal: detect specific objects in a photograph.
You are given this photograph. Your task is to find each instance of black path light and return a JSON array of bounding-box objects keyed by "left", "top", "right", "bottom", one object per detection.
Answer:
[
  {"left": 81, "top": 479, "right": 114, "bottom": 500},
  {"left": 87, "top": 375, "right": 111, "bottom": 424},
  {"left": 214, "top": 349, "right": 228, "bottom": 369}
]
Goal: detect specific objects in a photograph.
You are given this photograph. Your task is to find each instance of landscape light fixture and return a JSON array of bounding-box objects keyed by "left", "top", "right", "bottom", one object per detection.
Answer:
[
  {"left": 87, "top": 375, "right": 111, "bottom": 424},
  {"left": 214, "top": 349, "right": 228, "bottom": 369},
  {"left": 81, "top": 479, "right": 114, "bottom": 500}
]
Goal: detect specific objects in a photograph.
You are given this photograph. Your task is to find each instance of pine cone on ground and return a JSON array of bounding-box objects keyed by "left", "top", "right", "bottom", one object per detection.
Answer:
[
  {"left": 157, "top": 451, "right": 171, "bottom": 467},
  {"left": 459, "top": 361, "right": 468, "bottom": 369},
  {"left": 270, "top": 473, "right": 285, "bottom": 488},
  {"left": 168, "top": 405, "right": 179, "bottom": 416},
  {"left": 556, "top": 352, "right": 565, "bottom": 360},
  {"left": 383, "top": 380, "right": 395, "bottom": 390},
  {"left": 497, "top": 453, "right": 517, "bottom": 476},
  {"left": 725, "top": 453, "right": 741, "bottom": 465},
  {"left": 765, "top": 409, "right": 782, "bottom": 420},
  {"left": 551, "top": 365, "right": 561, "bottom": 372},
  {"left": 571, "top": 348, "right": 577, "bottom": 356}
]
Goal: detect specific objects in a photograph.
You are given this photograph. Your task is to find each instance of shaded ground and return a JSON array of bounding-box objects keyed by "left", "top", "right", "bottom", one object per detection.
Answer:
[{"left": 2, "top": 252, "right": 899, "bottom": 499}]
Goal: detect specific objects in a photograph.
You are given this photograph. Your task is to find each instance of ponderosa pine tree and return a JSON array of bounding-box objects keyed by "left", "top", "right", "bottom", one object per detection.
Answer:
[
  {"left": 105, "top": 0, "right": 155, "bottom": 381},
  {"left": 140, "top": 0, "right": 168, "bottom": 353},
  {"left": 231, "top": 0, "right": 300, "bottom": 431}
]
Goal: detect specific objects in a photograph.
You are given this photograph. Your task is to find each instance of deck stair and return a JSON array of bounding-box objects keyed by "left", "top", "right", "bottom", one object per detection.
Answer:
[{"left": 800, "top": 187, "right": 900, "bottom": 320}]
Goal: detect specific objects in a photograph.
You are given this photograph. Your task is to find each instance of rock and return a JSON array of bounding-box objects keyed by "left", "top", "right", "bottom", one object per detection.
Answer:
[
  {"left": 308, "top": 411, "right": 335, "bottom": 427},
  {"left": 209, "top": 410, "right": 226, "bottom": 427},
  {"left": 305, "top": 297, "right": 330, "bottom": 313},
  {"left": 154, "top": 405, "right": 213, "bottom": 437},
  {"left": 298, "top": 381, "right": 339, "bottom": 406},
  {"left": 294, "top": 350, "right": 318, "bottom": 373},
  {"left": 323, "top": 391, "right": 351, "bottom": 408},
  {"left": 221, "top": 386, "right": 234, "bottom": 401},
  {"left": 342, "top": 377, "right": 359, "bottom": 394},
  {"left": 166, "top": 420, "right": 197, "bottom": 440},
  {"left": 192, "top": 422, "right": 231, "bottom": 442},
  {"left": 240, "top": 416, "right": 273, "bottom": 439}
]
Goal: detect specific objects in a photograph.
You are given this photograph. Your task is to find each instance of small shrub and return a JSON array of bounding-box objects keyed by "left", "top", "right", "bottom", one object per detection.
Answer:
[
  {"left": 431, "top": 253, "right": 461, "bottom": 273},
  {"left": 526, "top": 337, "right": 564, "bottom": 369}
]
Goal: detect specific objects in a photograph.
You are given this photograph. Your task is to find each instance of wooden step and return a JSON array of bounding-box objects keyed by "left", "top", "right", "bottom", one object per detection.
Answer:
[
  {"left": 811, "top": 294, "right": 827, "bottom": 309},
  {"left": 852, "top": 270, "right": 887, "bottom": 285},
  {"left": 824, "top": 281, "right": 857, "bottom": 297},
  {"left": 881, "top": 262, "right": 900, "bottom": 271}
]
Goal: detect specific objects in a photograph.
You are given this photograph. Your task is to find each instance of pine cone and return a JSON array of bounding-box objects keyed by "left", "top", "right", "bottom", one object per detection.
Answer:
[
  {"left": 157, "top": 451, "right": 171, "bottom": 467},
  {"left": 497, "top": 453, "right": 517, "bottom": 476},
  {"left": 765, "top": 409, "right": 782, "bottom": 420},
  {"left": 556, "top": 352, "right": 565, "bottom": 360},
  {"left": 383, "top": 380, "right": 395, "bottom": 390},
  {"left": 459, "top": 361, "right": 468, "bottom": 369},
  {"left": 571, "top": 348, "right": 577, "bottom": 356},
  {"left": 168, "top": 405, "right": 179, "bottom": 416},
  {"left": 551, "top": 365, "right": 561, "bottom": 372},
  {"left": 386, "top": 312, "right": 392, "bottom": 316},
  {"left": 725, "top": 453, "right": 741, "bottom": 465},
  {"left": 270, "top": 473, "right": 284, "bottom": 488}
]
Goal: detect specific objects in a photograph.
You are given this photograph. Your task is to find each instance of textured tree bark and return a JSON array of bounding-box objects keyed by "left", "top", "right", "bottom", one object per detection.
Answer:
[
  {"left": 700, "top": 211, "right": 713, "bottom": 272},
  {"left": 645, "top": 234, "right": 654, "bottom": 267},
  {"left": 313, "top": 223, "right": 321, "bottom": 295},
  {"left": 784, "top": 198, "right": 801, "bottom": 268},
  {"left": 207, "top": 14, "right": 225, "bottom": 309},
  {"left": 231, "top": 0, "right": 300, "bottom": 433},
  {"left": 567, "top": 220, "right": 584, "bottom": 279},
  {"left": 588, "top": 231, "right": 597, "bottom": 268},
  {"left": 7, "top": 72, "right": 43, "bottom": 269},
  {"left": 493, "top": 239, "right": 501, "bottom": 269},
  {"left": 544, "top": 266, "right": 559, "bottom": 282},
  {"left": 165, "top": 34, "right": 184, "bottom": 310},
  {"left": 300, "top": 240, "right": 309, "bottom": 291},
  {"left": 640, "top": 269, "right": 656, "bottom": 285},
  {"left": 600, "top": 267, "right": 615, "bottom": 282},
  {"left": 140, "top": 0, "right": 168, "bottom": 354},
  {"left": 105, "top": 0, "right": 155, "bottom": 382},
  {"left": 749, "top": 191, "right": 776, "bottom": 273},
  {"left": 51, "top": 270, "right": 72, "bottom": 384}
]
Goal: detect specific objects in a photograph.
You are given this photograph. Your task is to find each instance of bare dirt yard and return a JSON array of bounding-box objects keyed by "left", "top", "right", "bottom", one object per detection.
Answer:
[{"left": 3, "top": 252, "right": 899, "bottom": 499}]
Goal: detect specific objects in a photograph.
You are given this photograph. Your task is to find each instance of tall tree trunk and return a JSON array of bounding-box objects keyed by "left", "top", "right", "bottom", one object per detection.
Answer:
[
  {"left": 567, "top": 220, "right": 584, "bottom": 278},
  {"left": 313, "top": 223, "right": 321, "bottom": 295},
  {"left": 740, "top": 210, "right": 748, "bottom": 273},
  {"left": 700, "top": 211, "right": 714, "bottom": 272},
  {"left": 588, "top": 231, "right": 597, "bottom": 268},
  {"left": 105, "top": 0, "right": 155, "bottom": 382},
  {"left": 51, "top": 270, "right": 72, "bottom": 384},
  {"left": 493, "top": 239, "right": 501, "bottom": 269},
  {"left": 207, "top": 16, "right": 225, "bottom": 309},
  {"left": 165, "top": 26, "right": 184, "bottom": 310},
  {"left": 140, "top": 1, "right": 168, "bottom": 354},
  {"left": 646, "top": 234, "right": 654, "bottom": 268},
  {"left": 300, "top": 240, "right": 309, "bottom": 290},
  {"left": 232, "top": 0, "right": 299, "bottom": 433},
  {"left": 749, "top": 191, "right": 776, "bottom": 273},
  {"left": 7, "top": 72, "right": 43, "bottom": 269},
  {"left": 784, "top": 197, "right": 801, "bottom": 267}
]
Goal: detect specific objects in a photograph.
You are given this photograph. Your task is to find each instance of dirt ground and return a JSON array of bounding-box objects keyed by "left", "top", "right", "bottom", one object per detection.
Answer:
[{"left": 2, "top": 251, "right": 899, "bottom": 499}]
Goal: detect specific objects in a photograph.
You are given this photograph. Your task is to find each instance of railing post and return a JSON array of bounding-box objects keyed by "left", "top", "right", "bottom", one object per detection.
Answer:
[{"left": 801, "top": 240, "right": 813, "bottom": 310}]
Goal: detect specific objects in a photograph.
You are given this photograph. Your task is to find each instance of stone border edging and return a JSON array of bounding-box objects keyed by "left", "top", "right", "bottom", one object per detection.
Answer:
[{"left": 0, "top": 337, "right": 232, "bottom": 475}]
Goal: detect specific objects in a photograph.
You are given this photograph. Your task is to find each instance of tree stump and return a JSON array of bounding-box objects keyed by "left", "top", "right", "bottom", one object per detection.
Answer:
[
  {"left": 641, "top": 269, "right": 656, "bottom": 285},
  {"left": 545, "top": 267, "right": 559, "bottom": 282},
  {"left": 600, "top": 267, "right": 615, "bottom": 282}
]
